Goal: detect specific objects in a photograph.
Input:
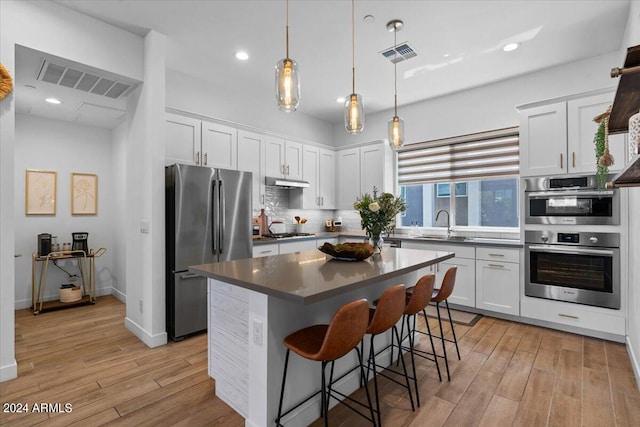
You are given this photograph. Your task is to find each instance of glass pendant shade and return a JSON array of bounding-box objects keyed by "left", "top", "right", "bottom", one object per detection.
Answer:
[
  {"left": 275, "top": 58, "right": 300, "bottom": 112},
  {"left": 345, "top": 93, "right": 364, "bottom": 133},
  {"left": 388, "top": 116, "right": 404, "bottom": 150}
]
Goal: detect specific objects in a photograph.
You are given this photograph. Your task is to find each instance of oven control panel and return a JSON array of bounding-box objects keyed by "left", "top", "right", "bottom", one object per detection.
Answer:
[
  {"left": 557, "top": 233, "right": 579, "bottom": 244},
  {"left": 525, "top": 230, "right": 619, "bottom": 248}
]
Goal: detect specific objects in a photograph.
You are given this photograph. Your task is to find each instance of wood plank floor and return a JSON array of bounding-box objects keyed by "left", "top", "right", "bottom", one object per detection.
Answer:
[{"left": 2, "top": 295, "right": 639, "bottom": 426}]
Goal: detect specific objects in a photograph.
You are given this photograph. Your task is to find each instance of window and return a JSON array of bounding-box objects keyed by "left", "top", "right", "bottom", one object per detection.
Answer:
[{"left": 398, "top": 128, "right": 520, "bottom": 230}]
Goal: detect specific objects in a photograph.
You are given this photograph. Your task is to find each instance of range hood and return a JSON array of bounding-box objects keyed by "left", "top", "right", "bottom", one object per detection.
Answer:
[{"left": 265, "top": 176, "right": 310, "bottom": 189}]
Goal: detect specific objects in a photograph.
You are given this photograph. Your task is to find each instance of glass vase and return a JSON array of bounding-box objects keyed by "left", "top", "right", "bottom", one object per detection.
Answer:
[{"left": 370, "top": 235, "right": 383, "bottom": 254}]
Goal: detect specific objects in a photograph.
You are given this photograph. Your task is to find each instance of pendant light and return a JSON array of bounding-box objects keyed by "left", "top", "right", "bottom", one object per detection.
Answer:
[
  {"left": 344, "top": 0, "right": 364, "bottom": 133},
  {"left": 275, "top": 0, "right": 300, "bottom": 112},
  {"left": 387, "top": 19, "right": 404, "bottom": 150}
]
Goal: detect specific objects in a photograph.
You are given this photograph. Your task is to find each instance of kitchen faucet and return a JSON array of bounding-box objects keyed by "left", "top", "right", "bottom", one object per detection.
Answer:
[{"left": 435, "top": 209, "right": 451, "bottom": 238}]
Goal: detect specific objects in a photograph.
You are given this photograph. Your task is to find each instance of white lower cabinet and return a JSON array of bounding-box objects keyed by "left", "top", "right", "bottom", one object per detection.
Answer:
[
  {"left": 521, "top": 296, "right": 625, "bottom": 336},
  {"left": 475, "top": 247, "right": 520, "bottom": 315},
  {"left": 403, "top": 242, "right": 476, "bottom": 308},
  {"left": 277, "top": 239, "right": 318, "bottom": 254},
  {"left": 252, "top": 243, "right": 278, "bottom": 258}
]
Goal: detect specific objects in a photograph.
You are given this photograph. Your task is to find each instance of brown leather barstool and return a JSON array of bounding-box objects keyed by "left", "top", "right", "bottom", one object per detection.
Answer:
[
  {"left": 364, "top": 284, "right": 415, "bottom": 426},
  {"left": 275, "top": 299, "right": 375, "bottom": 427},
  {"left": 430, "top": 266, "right": 460, "bottom": 381},
  {"left": 394, "top": 274, "right": 440, "bottom": 407}
]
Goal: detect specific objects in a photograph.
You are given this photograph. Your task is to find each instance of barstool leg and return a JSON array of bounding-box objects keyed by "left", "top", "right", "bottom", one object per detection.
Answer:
[
  {"left": 435, "top": 302, "right": 451, "bottom": 381},
  {"left": 445, "top": 299, "right": 461, "bottom": 360},
  {"left": 406, "top": 314, "right": 420, "bottom": 407},
  {"left": 392, "top": 324, "right": 415, "bottom": 412},
  {"left": 422, "top": 308, "right": 442, "bottom": 381},
  {"left": 276, "top": 349, "right": 291, "bottom": 427},
  {"left": 368, "top": 335, "right": 382, "bottom": 427},
  {"left": 321, "top": 361, "right": 328, "bottom": 426},
  {"left": 355, "top": 346, "right": 376, "bottom": 426}
]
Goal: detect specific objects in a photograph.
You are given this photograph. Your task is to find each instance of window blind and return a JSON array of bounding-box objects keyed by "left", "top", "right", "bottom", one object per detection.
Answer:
[{"left": 397, "top": 127, "right": 519, "bottom": 185}]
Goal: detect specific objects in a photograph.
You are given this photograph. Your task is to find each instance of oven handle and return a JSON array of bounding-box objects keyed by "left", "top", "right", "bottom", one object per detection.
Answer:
[
  {"left": 527, "top": 245, "right": 615, "bottom": 256},
  {"left": 526, "top": 190, "right": 614, "bottom": 198}
]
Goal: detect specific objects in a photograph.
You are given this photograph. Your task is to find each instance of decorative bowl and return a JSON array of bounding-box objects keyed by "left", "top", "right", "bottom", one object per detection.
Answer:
[{"left": 318, "top": 242, "right": 374, "bottom": 261}]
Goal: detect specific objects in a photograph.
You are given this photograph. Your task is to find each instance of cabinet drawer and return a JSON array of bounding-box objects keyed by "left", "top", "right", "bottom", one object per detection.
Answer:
[
  {"left": 521, "top": 296, "right": 625, "bottom": 336},
  {"left": 252, "top": 244, "right": 279, "bottom": 258},
  {"left": 476, "top": 247, "right": 520, "bottom": 263},
  {"left": 403, "top": 241, "right": 475, "bottom": 259}
]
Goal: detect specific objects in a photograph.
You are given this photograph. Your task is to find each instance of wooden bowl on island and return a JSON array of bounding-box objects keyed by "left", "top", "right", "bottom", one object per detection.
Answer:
[{"left": 318, "top": 242, "right": 374, "bottom": 261}]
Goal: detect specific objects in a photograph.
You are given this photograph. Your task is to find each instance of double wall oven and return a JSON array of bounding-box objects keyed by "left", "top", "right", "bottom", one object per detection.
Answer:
[{"left": 523, "top": 175, "right": 620, "bottom": 309}]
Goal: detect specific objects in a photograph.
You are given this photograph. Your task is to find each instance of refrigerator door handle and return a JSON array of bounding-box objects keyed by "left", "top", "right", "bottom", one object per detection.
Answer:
[
  {"left": 219, "top": 180, "right": 225, "bottom": 254},
  {"left": 211, "top": 179, "right": 218, "bottom": 254}
]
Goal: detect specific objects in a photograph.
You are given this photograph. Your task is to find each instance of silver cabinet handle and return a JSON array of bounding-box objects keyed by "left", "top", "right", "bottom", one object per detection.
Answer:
[
  {"left": 488, "top": 263, "right": 504, "bottom": 268},
  {"left": 560, "top": 153, "right": 563, "bottom": 169},
  {"left": 558, "top": 313, "right": 579, "bottom": 320},
  {"left": 260, "top": 250, "right": 273, "bottom": 254},
  {"left": 572, "top": 152, "right": 576, "bottom": 168},
  {"left": 196, "top": 151, "right": 200, "bottom": 165},
  {"left": 204, "top": 152, "right": 208, "bottom": 166},
  {"left": 488, "top": 253, "right": 504, "bottom": 257},
  {"left": 180, "top": 273, "right": 201, "bottom": 280},
  {"left": 286, "top": 165, "right": 290, "bottom": 175},
  {"left": 321, "top": 196, "right": 324, "bottom": 206}
]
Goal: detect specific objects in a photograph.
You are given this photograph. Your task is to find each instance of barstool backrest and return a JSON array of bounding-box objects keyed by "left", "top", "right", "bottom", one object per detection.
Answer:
[
  {"left": 367, "top": 284, "right": 406, "bottom": 335},
  {"left": 406, "top": 274, "right": 435, "bottom": 315},
  {"left": 317, "top": 299, "right": 370, "bottom": 361},
  {"left": 433, "top": 266, "right": 458, "bottom": 302}
]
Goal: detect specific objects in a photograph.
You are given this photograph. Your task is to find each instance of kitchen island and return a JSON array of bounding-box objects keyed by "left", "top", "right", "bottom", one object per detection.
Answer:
[{"left": 190, "top": 247, "right": 454, "bottom": 427}]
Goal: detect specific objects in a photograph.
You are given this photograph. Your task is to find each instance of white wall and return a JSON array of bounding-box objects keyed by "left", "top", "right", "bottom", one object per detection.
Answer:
[
  {"left": 112, "top": 121, "right": 128, "bottom": 301},
  {"left": 0, "top": 0, "right": 144, "bottom": 381},
  {"left": 166, "top": 68, "right": 334, "bottom": 146},
  {"left": 14, "top": 114, "right": 116, "bottom": 307},
  {"left": 333, "top": 50, "right": 620, "bottom": 147}
]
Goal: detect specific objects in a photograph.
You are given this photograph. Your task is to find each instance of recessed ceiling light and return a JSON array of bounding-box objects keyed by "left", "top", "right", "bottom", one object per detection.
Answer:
[
  {"left": 503, "top": 42, "right": 519, "bottom": 52},
  {"left": 24, "top": 84, "right": 36, "bottom": 89},
  {"left": 363, "top": 14, "right": 375, "bottom": 23},
  {"left": 235, "top": 51, "right": 249, "bottom": 60},
  {"left": 45, "top": 98, "right": 61, "bottom": 104},
  {"left": 336, "top": 97, "right": 346, "bottom": 103}
]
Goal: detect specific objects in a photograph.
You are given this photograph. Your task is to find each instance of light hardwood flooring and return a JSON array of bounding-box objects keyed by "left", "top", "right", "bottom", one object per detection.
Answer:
[{"left": 2, "top": 295, "right": 639, "bottom": 426}]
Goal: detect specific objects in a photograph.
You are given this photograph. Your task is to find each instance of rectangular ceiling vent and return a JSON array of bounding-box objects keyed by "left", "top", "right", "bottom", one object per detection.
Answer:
[
  {"left": 380, "top": 42, "right": 418, "bottom": 64},
  {"left": 36, "top": 60, "right": 131, "bottom": 99}
]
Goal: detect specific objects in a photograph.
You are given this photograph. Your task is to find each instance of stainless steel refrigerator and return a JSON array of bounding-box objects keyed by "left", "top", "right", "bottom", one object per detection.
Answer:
[{"left": 166, "top": 163, "right": 252, "bottom": 340}]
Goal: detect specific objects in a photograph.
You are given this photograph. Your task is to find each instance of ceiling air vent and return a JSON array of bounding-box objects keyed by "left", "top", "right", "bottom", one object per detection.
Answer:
[
  {"left": 36, "top": 60, "right": 131, "bottom": 99},
  {"left": 380, "top": 42, "right": 417, "bottom": 63}
]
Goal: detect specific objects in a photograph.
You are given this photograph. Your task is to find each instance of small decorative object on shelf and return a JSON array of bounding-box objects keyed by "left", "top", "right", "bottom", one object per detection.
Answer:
[
  {"left": 353, "top": 187, "right": 406, "bottom": 254},
  {"left": 629, "top": 109, "right": 640, "bottom": 162},
  {"left": 593, "top": 106, "right": 614, "bottom": 189}
]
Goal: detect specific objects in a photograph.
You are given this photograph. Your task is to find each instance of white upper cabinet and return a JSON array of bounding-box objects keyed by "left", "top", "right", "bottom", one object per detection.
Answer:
[
  {"left": 567, "top": 92, "right": 625, "bottom": 174},
  {"left": 291, "top": 146, "right": 335, "bottom": 210},
  {"left": 336, "top": 147, "right": 360, "bottom": 210},
  {"left": 318, "top": 149, "right": 336, "bottom": 209},
  {"left": 519, "top": 102, "right": 567, "bottom": 177},
  {"left": 165, "top": 113, "right": 201, "bottom": 166},
  {"left": 237, "top": 130, "right": 265, "bottom": 209},
  {"left": 519, "top": 90, "right": 626, "bottom": 177},
  {"left": 202, "top": 121, "right": 237, "bottom": 170},
  {"left": 336, "top": 142, "right": 388, "bottom": 209},
  {"left": 265, "top": 137, "right": 303, "bottom": 180}
]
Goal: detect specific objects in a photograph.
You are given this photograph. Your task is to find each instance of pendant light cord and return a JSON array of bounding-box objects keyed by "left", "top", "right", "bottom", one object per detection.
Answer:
[
  {"left": 285, "top": 0, "right": 290, "bottom": 59},
  {"left": 393, "top": 25, "right": 398, "bottom": 116},
  {"left": 351, "top": 0, "right": 355, "bottom": 94}
]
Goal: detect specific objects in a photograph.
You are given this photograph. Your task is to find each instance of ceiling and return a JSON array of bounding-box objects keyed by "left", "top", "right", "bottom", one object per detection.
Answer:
[{"left": 18, "top": 1, "right": 631, "bottom": 128}]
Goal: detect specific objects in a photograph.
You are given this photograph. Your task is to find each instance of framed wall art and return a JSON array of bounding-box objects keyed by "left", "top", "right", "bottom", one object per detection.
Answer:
[
  {"left": 71, "top": 172, "right": 98, "bottom": 215},
  {"left": 25, "top": 169, "right": 57, "bottom": 215}
]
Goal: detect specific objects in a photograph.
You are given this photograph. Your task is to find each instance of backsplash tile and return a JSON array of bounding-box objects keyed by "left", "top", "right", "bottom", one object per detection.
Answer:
[{"left": 257, "top": 187, "right": 336, "bottom": 233}]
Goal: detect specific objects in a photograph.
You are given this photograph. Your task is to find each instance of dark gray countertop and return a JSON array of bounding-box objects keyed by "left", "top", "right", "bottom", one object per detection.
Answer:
[{"left": 190, "top": 247, "right": 454, "bottom": 304}]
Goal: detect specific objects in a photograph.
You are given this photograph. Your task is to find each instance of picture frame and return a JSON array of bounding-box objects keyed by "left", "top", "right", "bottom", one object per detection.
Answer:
[
  {"left": 71, "top": 173, "right": 98, "bottom": 215},
  {"left": 25, "top": 169, "right": 57, "bottom": 215}
]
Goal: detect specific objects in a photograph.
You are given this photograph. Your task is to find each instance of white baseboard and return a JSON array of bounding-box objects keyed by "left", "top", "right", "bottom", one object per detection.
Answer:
[
  {"left": 124, "top": 316, "right": 167, "bottom": 348},
  {"left": 626, "top": 336, "right": 640, "bottom": 393},
  {"left": 0, "top": 359, "right": 17, "bottom": 382},
  {"left": 14, "top": 286, "right": 125, "bottom": 310}
]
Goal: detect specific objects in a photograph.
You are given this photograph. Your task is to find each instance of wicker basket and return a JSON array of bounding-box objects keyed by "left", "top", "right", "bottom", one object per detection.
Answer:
[{"left": 59, "top": 286, "right": 82, "bottom": 303}]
